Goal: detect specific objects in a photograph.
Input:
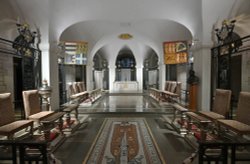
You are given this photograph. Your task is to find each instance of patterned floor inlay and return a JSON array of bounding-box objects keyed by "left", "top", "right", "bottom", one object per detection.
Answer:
[{"left": 83, "top": 117, "right": 165, "bottom": 164}]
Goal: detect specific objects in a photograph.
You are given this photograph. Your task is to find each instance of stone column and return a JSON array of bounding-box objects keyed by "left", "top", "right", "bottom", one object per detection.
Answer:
[
  {"left": 40, "top": 43, "right": 50, "bottom": 83},
  {"left": 136, "top": 65, "right": 143, "bottom": 93},
  {"left": 109, "top": 66, "right": 116, "bottom": 93},
  {"left": 159, "top": 62, "right": 166, "bottom": 90},
  {"left": 40, "top": 42, "right": 60, "bottom": 110},
  {"left": 86, "top": 61, "right": 94, "bottom": 91},
  {"left": 193, "top": 46, "right": 211, "bottom": 111}
]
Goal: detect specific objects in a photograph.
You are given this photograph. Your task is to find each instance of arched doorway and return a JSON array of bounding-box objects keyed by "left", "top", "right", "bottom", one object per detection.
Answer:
[
  {"left": 115, "top": 47, "right": 136, "bottom": 81},
  {"left": 93, "top": 51, "right": 109, "bottom": 90},
  {"left": 143, "top": 49, "right": 159, "bottom": 89},
  {"left": 113, "top": 47, "right": 139, "bottom": 93}
]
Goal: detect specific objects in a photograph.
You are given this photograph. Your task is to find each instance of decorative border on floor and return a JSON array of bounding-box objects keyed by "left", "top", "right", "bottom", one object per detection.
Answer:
[{"left": 83, "top": 117, "right": 165, "bottom": 164}]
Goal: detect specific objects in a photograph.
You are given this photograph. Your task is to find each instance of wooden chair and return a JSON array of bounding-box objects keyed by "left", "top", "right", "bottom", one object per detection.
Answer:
[
  {"left": 68, "top": 83, "right": 89, "bottom": 103},
  {"left": 199, "top": 89, "right": 232, "bottom": 121},
  {"left": 68, "top": 84, "right": 76, "bottom": 95},
  {"left": 0, "top": 93, "right": 33, "bottom": 139},
  {"left": 186, "top": 89, "right": 231, "bottom": 141},
  {"left": 217, "top": 92, "right": 250, "bottom": 136},
  {"left": 76, "top": 82, "right": 86, "bottom": 92},
  {"left": 23, "top": 90, "right": 65, "bottom": 142},
  {"left": 22, "top": 90, "right": 54, "bottom": 126},
  {"left": 72, "top": 82, "right": 80, "bottom": 94},
  {"left": 161, "top": 81, "right": 181, "bottom": 102}
]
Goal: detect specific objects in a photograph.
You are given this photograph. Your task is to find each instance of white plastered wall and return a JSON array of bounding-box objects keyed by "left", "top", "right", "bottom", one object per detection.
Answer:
[
  {"left": 0, "top": 54, "right": 14, "bottom": 97},
  {"left": 242, "top": 51, "right": 250, "bottom": 92}
]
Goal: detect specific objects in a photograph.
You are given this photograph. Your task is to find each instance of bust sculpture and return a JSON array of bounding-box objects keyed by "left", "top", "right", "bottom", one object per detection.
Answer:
[{"left": 187, "top": 69, "right": 199, "bottom": 85}]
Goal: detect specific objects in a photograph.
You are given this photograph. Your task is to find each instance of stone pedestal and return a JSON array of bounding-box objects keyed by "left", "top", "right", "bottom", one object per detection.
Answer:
[{"left": 189, "top": 84, "right": 198, "bottom": 112}]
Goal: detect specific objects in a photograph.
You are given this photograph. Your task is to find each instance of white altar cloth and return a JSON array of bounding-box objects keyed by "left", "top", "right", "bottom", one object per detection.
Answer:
[{"left": 113, "top": 81, "right": 139, "bottom": 93}]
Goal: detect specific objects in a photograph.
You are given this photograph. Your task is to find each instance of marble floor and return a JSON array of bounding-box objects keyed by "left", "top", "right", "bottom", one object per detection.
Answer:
[
  {"left": 54, "top": 93, "right": 197, "bottom": 164},
  {"left": 78, "top": 93, "right": 173, "bottom": 113}
]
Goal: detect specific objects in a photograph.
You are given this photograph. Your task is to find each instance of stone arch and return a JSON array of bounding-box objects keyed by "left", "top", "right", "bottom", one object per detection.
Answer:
[{"left": 115, "top": 46, "right": 136, "bottom": 81}]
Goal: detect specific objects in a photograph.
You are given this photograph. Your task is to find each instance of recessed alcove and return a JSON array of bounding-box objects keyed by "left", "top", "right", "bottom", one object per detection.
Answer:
[{"left": 115, "top": 47, "right": 136, "bottom": 81}]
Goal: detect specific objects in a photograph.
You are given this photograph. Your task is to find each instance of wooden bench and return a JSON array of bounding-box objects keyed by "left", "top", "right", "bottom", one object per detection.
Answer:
[
  {"left": 68, "top": 82, "right": 89, "bottom": 103},
  {"left": 161, "top": 81, "right": 181, "bottom": 103},
  {"left": 148, "top": 81, "right": 182, "bottom": 103},
  {"left": 70, "top": 91, "right": 89, "bottom": 100},
  {"left": 149, "top": 88, "right": 162, "bottom": 102},
  {"left": 89, "top": 88, "right": 102, "bottom": 103}
]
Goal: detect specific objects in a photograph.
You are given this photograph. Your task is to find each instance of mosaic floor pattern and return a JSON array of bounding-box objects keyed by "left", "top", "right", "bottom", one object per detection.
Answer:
[{"left": 83, "top": 117, "right": 165, "bottom": 164}]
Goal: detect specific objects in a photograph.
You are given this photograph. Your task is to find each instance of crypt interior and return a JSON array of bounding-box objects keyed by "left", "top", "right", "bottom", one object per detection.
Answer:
[{"left": 1, "top": 0, "right": 250, "bottom": 163}]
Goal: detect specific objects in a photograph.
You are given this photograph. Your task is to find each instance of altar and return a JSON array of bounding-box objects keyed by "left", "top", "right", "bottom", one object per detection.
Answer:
[{"left": 113, "top": 81, "right": 139, "bottom": 93}]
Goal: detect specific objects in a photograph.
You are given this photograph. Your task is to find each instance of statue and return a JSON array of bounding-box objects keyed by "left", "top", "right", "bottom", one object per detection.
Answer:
[
  {"left": 214, "top": 19, "right": 242, "bottom": 52},
  {"left": 12, "top": 23, "right": 37, "bottom": 56},
  {"left": 187, "top": 69, "right": 199, "bottom": 85}
]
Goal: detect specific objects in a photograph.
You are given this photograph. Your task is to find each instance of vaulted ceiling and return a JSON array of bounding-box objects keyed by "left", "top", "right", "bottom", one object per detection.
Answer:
[{"left": 1, "top": 0, "right": 249, "bottom": 62}]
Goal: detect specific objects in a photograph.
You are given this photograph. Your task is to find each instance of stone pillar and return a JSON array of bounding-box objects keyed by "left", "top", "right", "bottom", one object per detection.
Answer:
[
  {"left": 50, "top": 42, "right": 60, "bottom": 110},
  {"left": 40, "top": 43, "right": 50, "bottom": 83},
  {"left": 136, "top": 65, "right": 143, "bottom": 93},
  {"left": 86, "top": 61, "right": 94, "bottom": 91},
  {"left": 40, "top": 42, "right": 60, "bottom": 110},
  {"left": 193, "top": 46, "right": 211, "bottom": 111},
  {"left": 159, "top": 62, "right": 166, "bottom": 90},
  {"left": 109, "top": 66, "right": 116, "bottom": 93}
]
